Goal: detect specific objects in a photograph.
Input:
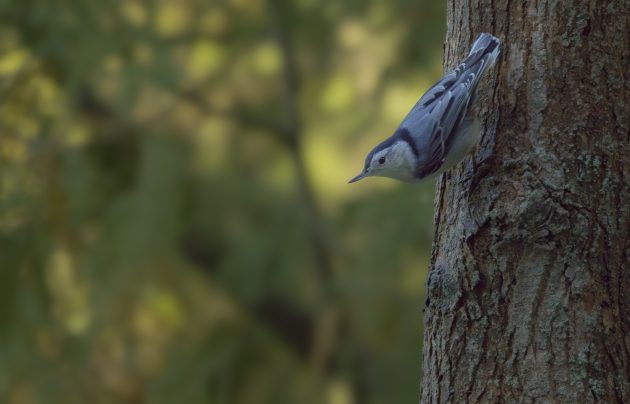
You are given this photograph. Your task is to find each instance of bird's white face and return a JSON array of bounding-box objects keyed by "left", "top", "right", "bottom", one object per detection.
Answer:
[{"left": 349, "top": 141, "right": 417, "bottom": 183}]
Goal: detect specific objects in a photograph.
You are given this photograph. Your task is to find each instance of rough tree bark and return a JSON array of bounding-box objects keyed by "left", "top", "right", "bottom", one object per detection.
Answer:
[{"left": 422, "top": 0, "right": 630, "bottom": 402}]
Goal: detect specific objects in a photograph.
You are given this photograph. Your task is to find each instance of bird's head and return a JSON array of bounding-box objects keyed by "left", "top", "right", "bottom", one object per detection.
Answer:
[{"left": 349, "top": 134, "right": 417, "bottom": 183}]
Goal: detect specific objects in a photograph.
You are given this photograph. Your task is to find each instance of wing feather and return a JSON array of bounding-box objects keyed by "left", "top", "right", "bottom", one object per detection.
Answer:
[{"left": 399, "top": 34, "right": 501, "bottom": 178}]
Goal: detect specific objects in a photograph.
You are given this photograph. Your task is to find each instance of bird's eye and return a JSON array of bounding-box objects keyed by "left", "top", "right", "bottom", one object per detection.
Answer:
[{"left": 378, "top": 157, "right": 386, "bottom": 164}]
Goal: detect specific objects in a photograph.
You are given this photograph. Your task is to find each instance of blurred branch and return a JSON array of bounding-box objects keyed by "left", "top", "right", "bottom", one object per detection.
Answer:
[
  {"left": 269, "top": 0, "right": 334, "bottom": 291},
  {"left": 267, "top": 0, "right": 345, "bottom": 389}
]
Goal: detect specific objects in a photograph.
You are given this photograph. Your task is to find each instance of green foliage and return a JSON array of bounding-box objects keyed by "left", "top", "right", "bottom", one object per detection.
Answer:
[{"left": 0, "top": 0, "right": 444, "bottom": 402}]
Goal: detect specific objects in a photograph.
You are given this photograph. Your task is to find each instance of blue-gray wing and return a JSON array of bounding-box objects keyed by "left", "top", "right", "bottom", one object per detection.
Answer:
[{"left": 400, "top": 33, "right": 501, "bottom": 177}]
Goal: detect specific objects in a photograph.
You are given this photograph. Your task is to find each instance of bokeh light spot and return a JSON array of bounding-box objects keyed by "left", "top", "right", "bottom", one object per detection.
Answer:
[
  {"left": 0, "top": 48, "right": 28, "bottom": 76},
  {"left": 155, "top": 1, "right": 192, "bottom": 38},
  {"left": 251, "top": 41, "right": 282, "bottom": 77},
  {"left": 120, "top": 1, "right": 147, "bottom": 27},
  {"left": 321, "top": 73, "right": 355, "bottom": 112},
  {"left": 186, "top": 40, "right": 225, "bottom": 83}
]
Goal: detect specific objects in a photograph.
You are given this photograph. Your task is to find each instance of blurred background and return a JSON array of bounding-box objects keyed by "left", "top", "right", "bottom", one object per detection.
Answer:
[{"left": 0, "top": 0, "right": 444, "bottom": 403}]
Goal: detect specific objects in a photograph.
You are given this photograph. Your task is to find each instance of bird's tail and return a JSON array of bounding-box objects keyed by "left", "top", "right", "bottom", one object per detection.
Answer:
[
  {"left": 459, "top": 33, "right": 501, "bottom": 82},
  {"left": 408, "top": 33, "right": 501, "bottom": 113},
  {"left": 468, "top": 33, "right": 501, "bottom": 69}
]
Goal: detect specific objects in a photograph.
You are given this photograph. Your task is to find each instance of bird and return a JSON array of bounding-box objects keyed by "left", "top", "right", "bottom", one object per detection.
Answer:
[{"left": 349, "top": 33, "right": 501, "bottom": 184}]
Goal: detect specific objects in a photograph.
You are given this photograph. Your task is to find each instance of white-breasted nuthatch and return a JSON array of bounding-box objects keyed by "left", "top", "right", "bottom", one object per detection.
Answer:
[{"left": 349, "top": 33, "right": 501, "bottom": 183}]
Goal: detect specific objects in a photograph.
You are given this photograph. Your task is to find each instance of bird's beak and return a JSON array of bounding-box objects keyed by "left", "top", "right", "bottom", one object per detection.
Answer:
[{"left": 348, "top": 171, "right": 367, "bottom": 183}]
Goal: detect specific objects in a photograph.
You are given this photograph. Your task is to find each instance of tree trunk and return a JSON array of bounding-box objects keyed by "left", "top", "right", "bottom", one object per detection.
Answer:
[{"left": 421, "top": 1, "right": 630, "bottom": 402}]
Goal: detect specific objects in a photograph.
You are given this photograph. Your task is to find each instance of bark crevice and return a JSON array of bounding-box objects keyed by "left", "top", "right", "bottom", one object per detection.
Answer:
[{"left": 421, "top": 0, "right": 630, "bottom": 402}]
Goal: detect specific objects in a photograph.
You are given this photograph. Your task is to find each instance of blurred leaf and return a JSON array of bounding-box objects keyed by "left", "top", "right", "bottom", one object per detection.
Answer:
[{"left": 0, "top": 0, "right": 444, "bottom": 402}]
